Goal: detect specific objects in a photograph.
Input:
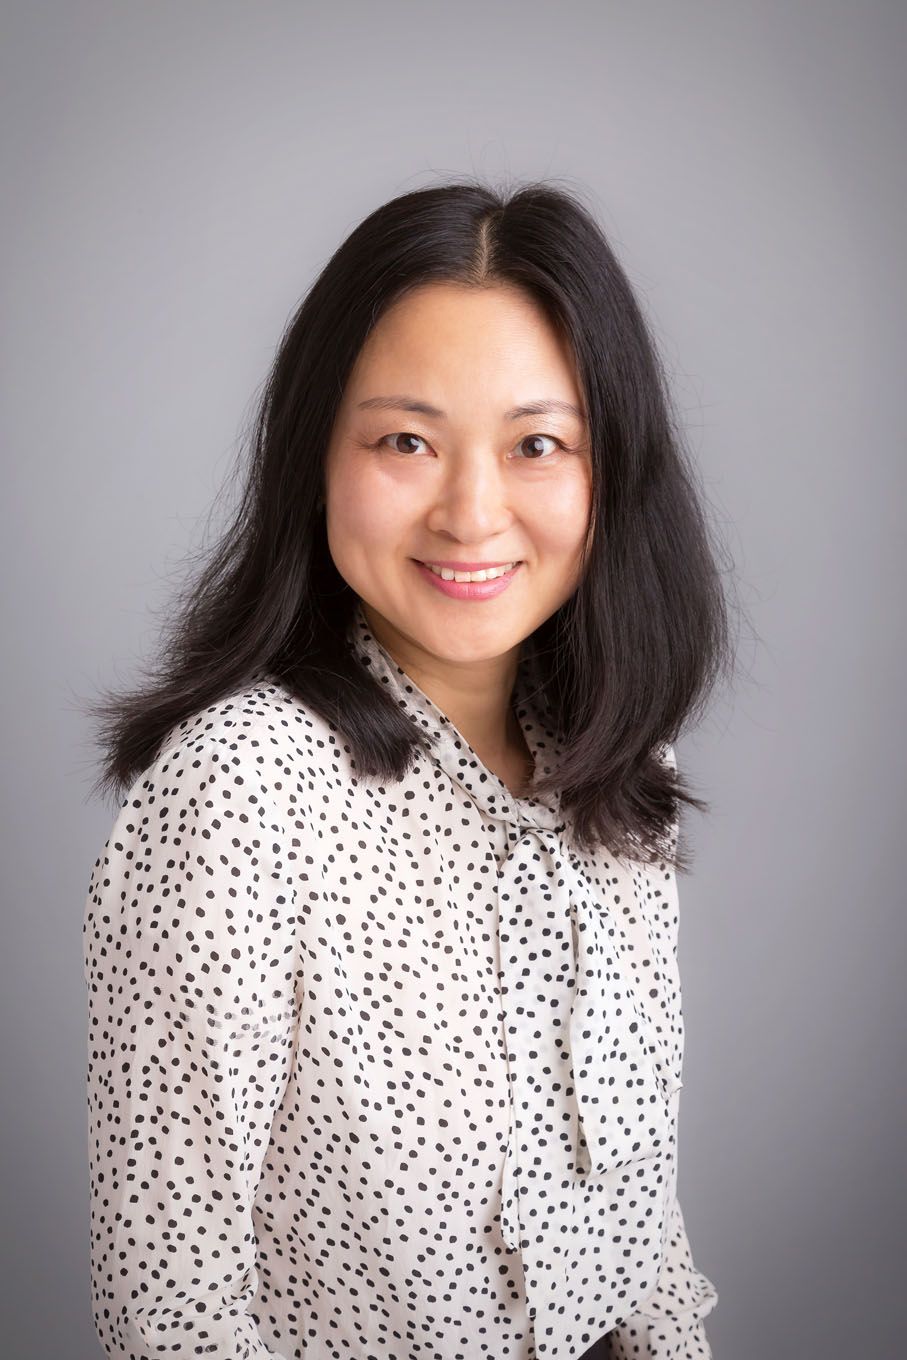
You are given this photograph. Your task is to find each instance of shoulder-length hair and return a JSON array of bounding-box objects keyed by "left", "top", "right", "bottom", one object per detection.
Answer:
[{"left": 81, "top": 177, "right": 739, "bottom": 872}]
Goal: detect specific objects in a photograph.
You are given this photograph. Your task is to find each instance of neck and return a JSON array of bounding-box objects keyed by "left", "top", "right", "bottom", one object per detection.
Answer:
[{"left": 360, "top": 602, "right": 526, "bottom": 764}]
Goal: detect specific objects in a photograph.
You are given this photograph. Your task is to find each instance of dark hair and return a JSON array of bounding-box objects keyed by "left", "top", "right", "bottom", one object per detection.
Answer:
[{"left": 79, "top": 176, "right": 741, "bottom": 872}]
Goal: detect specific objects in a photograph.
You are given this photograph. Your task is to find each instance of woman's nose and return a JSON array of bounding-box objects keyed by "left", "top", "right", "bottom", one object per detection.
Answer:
[{"left": 425, "top": 460, "right": 513, "bottom": 540}]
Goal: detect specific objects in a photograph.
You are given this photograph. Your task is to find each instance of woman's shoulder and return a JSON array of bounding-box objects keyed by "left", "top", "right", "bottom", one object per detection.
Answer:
[
  {"left": 106, "top": 673, "right": 347, "bottom": 839},
  {"left": 155, "top": 671, "right": 338, "bottom": 766}
]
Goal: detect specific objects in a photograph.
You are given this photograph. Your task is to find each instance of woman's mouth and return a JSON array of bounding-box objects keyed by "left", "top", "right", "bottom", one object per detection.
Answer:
[{"left": 411, "top": 559, "right": 524, "bottom": 600}]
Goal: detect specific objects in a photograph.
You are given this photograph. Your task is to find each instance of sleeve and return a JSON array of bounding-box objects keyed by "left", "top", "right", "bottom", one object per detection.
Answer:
[
  {"left": 605, "top": 1193, "right": 719, "bottom": 1359},
  {"left": 82, "top": 733, "right": 300, "bottom": 1359},
  {"left": 605, "top": 741, "right": 719, "bottom": 1358}
]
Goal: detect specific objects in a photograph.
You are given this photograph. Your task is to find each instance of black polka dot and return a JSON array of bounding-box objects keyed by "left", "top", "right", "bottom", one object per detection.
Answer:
[{"left": 83, "top": 598, "right": 717, "bottom": 1359}]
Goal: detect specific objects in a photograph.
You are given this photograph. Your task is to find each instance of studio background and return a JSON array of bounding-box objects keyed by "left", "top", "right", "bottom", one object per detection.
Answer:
[{"left": 2, "top": 2, "right": 904, "bottom": 1356}]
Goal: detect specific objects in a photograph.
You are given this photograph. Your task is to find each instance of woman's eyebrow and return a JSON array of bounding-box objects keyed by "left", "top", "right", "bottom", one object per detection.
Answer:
[{"left": 356, "top": 395, "right": 585, "bottom": 421}]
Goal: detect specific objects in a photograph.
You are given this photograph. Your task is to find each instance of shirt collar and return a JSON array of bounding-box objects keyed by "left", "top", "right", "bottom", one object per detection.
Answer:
[{"left": 345, "top": 598, "right": 566, "bottom": 832}]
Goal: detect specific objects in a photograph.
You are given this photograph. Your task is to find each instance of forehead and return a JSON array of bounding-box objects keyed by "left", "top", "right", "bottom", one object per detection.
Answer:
[{"left": 344, "top": 282, "right": 582, "bottom": 406}]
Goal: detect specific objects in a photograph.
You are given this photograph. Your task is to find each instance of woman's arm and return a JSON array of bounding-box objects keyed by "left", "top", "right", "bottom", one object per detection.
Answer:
[
  {"left": 604, "top": 743, "right": 719, "bottom": 1356},
  {"left": 82, "top": 734, "right": 299, "bottom": 1359},
  {"left": 605, "top": 1192, "right": 718, "bottom": 1358}
]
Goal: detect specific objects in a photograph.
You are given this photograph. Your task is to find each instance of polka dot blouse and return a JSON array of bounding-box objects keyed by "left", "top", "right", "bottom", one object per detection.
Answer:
[{"left": 82, "top": 599, "right": 718, "bottom": 1359}]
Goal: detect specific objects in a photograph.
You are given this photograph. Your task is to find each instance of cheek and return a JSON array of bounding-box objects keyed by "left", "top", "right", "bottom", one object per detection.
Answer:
[
  {"left": 326, "top": 455, "right": 414, "bottom": 558},
  {"left": 525, "top": 472, "right": 592, "bottom": 558}
]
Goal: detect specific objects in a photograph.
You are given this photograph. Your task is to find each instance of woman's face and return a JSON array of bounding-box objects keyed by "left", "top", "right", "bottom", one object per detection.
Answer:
[{"left": 323, "top": 281, "right": 593, "bottom": 671}]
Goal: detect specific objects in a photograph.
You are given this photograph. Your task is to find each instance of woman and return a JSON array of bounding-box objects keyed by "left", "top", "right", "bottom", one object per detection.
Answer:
[{"left": 82, "top": 179, "right": 732, "bottom": 1359}]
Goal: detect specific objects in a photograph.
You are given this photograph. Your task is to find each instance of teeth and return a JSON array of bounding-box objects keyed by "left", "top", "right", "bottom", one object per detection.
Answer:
[{"left": 424, "top": 562, "right": 518, "bottom": 583}]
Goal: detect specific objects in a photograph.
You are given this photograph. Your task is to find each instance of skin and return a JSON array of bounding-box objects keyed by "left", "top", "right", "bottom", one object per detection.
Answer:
[{"left": 323, "top": 281, "right": 593, "bottom": 797}]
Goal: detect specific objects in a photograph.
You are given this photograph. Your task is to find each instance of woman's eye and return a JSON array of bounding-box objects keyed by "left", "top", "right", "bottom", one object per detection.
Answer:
[
  {"left": 377, "top": 432, "right": 428, "bottom": 455},
  {"left": 516, "top": 433, "right": 564, "bottom": 460}
]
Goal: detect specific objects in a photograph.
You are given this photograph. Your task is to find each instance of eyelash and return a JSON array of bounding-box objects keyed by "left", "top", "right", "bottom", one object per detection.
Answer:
[{"left": 369, "top": 431, "right": 571, "bottom": 460}]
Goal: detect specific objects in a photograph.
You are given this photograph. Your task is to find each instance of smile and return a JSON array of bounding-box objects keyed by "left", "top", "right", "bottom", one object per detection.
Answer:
[
  {"left": 412, "top": 559, "right": 524, "bottom": 600},
  {"left": 422, "top": 561, "right": 519, "bottom": 582}
]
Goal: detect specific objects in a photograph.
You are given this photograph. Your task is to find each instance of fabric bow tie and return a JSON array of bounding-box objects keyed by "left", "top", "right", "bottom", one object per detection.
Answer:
[{"left": 497, "top": 823, "right": 683, "bottom": 1253}]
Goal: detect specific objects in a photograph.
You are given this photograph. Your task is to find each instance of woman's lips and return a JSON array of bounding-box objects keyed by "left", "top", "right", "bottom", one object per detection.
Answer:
[{"left": 412, "top": 559, "right": 523, "bottom": 600}]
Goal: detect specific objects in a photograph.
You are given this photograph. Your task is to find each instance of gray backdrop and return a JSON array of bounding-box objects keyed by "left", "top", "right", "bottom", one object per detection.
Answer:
[{"left": 2, "top": 2, "right": 904, "bottom": 1356}]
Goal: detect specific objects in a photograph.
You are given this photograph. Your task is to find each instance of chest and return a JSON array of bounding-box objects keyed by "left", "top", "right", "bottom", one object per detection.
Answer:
[{"left": 285, "top": 783, "right": 681, "bottom": 1136}]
